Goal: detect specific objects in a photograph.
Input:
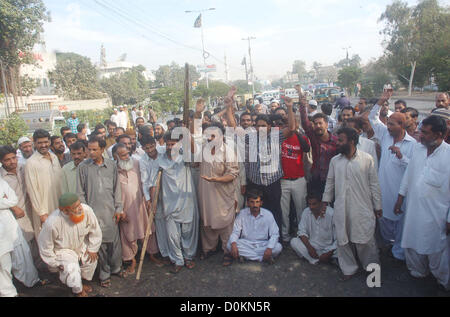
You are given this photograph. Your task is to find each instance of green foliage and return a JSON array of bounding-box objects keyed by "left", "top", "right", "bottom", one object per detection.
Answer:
[
  {"left": 151, "top": 87, "right": 184, "bottom": 114},
  {"left": 361, "top": 58, "right": 396, "bottom": 96},
  {"left": 0, "top": 112, "right": 28, "bottom": 146},
  {"left": 379, "top": 0, "right": 450, "bottom": 89},
  {"left": 335, "top": 55, "right": 362, "bottom": 69},
  {"left": 100, "top": 66, "right": 149, "bottom": 105},
  {"left": 231, "top": 79, "right": 262, "bottom": 94},
  {"left": 152, "top": 62, "right": 201, "bottom": 89},
  {"left": 0, "top": 0, "right": 51, "bottom": 69},
  {"left": 359, "top": 86, "right": 375, "bottom": 99},
  {"left": 292, "top": 60, "right": 307, "bottom": 82},
  {"left": 337, "top": 66, "right": 362, "bottom": 91},
  {"left": 192, "top": 81, "right": 230, "bottom": 99},
  {"left": 20, "top": 74, "right": 39, "bottom": 96},
  {"left": 48, "top": 52, "right": 104, "bottom": 100}
]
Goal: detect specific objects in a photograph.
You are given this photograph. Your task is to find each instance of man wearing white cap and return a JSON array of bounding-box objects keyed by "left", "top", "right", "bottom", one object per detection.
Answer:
[
  {"left": 270, "top": 100, "right": 280, "bottom": 114},
  {"left": 17, "top": 137, "right": 34, "bottom": 166},
  {"left": 308, "top": 100, "right": 319, "bottom": 117},
  {"left": 118, "top": 106, "right": 128, "bottom": 129},
  {"left": 154, "top": 123, "right": 167, "bottom": 153},
  {"left": 111, "top": 108, "right": 120, "bottom": 127}
]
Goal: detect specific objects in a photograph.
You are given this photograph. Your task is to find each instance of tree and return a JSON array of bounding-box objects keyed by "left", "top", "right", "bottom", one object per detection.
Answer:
[
  {"left": 100, "top": 65, "right": 149, "bottom": 105},
  {"left": 193, "top": 81, "right": 230, "bottom": 99},
  {"left": 335, "top": 54, "right": 362, "bottom": 69},
  {"left": 20, "top": 74, "right": 39, "bottom": 96},
  {"left": 361, "top": 58, "right": 395, "bottom": 96},
  {"left": 151, "top": 87, "right": 184, "bottom": 114},
  {"left": 152, "top": 62, "right": 200, "bottom": 89},
  {"left": 292, "top": 60, "right": 307, "bottom": 83},
  {"left": 0, "top": 112, "right": 28, "bottom": 146},
  {"left": 379, "top": 0, "right": 450, "bottom": 94},
  {"left": 0, "top": 0, "right": 50, "bottom": 110},
  {"left": 49, "top": 52, "right": 104, "bottom": 100},
  {"left": 312, "top": 62, "right": 322, "bottom": 83},
  {"left": 337, "top": 66, "right": 362, "bottom": 94}
]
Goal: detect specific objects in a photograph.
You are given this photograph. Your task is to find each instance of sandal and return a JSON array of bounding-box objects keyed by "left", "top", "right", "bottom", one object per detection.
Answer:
[
  {"left": 170, "top": 264, "right": 183, "bottom": 274},
  {"left": 100, "top": 279, "right": 111, "bottom": 288},
  {"left": 185, "top": 260, "right": 196, "bottom": 269},
  {"left": 117, "top": 270, "right": 128, "bottom": 278},
  {"left": 36, "top": 279, "right": 52, "bottom": 287},
  {"left": 222, "top": 254, "right": 233, "bottom": 267}
]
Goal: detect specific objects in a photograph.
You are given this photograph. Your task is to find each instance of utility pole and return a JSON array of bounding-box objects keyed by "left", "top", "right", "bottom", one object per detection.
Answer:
[
  {"left": 224, "top": 51, "right": 229, "bottom": 83},
  {"left": 342, "top": 46, "right": 351, "bottom": 66},
  {"left": 0, "top": 59, "right": 11, "bottom": 117},
  {"left": 242, "top": 36, "right": 256, "bottom": 96},
  {"left": 242, "top": 56, "right": 249, "bottom": 86},
  {"left": 185, "top": 8, "right": 215, "bottom": 90}
]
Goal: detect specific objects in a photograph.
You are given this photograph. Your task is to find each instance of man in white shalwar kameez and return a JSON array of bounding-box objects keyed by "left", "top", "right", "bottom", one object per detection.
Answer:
[
  {"left": 149, "top": 132, "right": 199, "bottom": 273},
  {"left": 394, "top": 115, "right": 450, "bottom": 290},
  {"left": 323, "top": 128, "right": 382, "bottom": 280},
  {"left": 227, "top": 189, "right": 282, "bottom": 263},
  {"left": 38, "top": 193, "right": 102, "bottom": 297},
  {"left": 290, "top": 193, "right": 337, "bottom": 265},
  {"left": 0, "top": 178, "right": 41, "bottom": 297},
  {"left": 368, "top": 92, "right": 416, "bottom": 261}
]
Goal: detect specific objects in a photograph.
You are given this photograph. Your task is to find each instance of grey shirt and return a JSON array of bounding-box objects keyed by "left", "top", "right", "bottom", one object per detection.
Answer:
[{"left": 76, "top": 158, "right": 123, "bottom": 243}]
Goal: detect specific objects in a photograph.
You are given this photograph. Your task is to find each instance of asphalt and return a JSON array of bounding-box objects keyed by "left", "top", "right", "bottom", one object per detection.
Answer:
[{"left": 15, "top": 245, "right": 450, "bottom": 297}]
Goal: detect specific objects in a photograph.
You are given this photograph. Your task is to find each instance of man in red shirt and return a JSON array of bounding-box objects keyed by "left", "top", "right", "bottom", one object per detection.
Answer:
[{"left": 274, "top": 115, "right": 311, "bottom": 244}]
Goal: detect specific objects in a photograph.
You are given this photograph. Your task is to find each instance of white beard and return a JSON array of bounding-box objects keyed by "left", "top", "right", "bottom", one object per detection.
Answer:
[{"left": 118, "top": 158, "right": 134, "bottom": 171}]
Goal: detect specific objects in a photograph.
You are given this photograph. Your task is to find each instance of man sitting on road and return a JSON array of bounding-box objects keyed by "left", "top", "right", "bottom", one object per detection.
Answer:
[{"left": 227, "top": 189, "right": 282, "bottom": 264}]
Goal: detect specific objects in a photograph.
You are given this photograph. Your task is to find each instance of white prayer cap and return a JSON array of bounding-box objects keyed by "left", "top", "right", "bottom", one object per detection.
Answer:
[
  {"left": 309, "top": 100, "right": 318, "bottom": 107},
  {"left": 156, "top": 123, "right": 168, "bottom": 131},
  {"left": 18, "top": 137, "right": 31, "bottom": 145},
  {"left": 271, "top": 99, "right": 280, "bottom": 105}
]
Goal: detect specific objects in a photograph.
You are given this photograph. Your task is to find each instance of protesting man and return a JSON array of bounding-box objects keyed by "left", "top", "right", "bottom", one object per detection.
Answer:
[
  {"left": 323, "top": 128, "right": 382, "bottom": 280},
  {"left": 17, "top": 137, "right": 34, "bottom": 165},
  {"left": 394, "top": 115, "right": 450, "bottom": 291},
  {"left": 38, "top": 193, "right": 102, "bottom": 297},
  {"left": 198, "top": 122, "right": 239, "bottom": 265},
  {"left": 369, "top": 91, "right": 416, "bottom": 261},
  {"left": 227, "top": 189, "right": 282, "bottom": 264},
  {"left": 50, "top": 136, "right": 71, "bottom": 167},
  {"left": 290, "top": 192, "right": 337, "bottom": 265},
  {"left": 25, "top": 129, "right": 63, "bottom": 239},
  {"left": 77, "top": 136, "right": 126, "bottom": 287},
  {"left": 0, "top": 178, "right": 44, "bottom": 297},
  {"left": 62, "top": 141, "right": 87, "bottom": 194},
  {"left": 113, "top": 143, "right": 161, "bottom": 274}
]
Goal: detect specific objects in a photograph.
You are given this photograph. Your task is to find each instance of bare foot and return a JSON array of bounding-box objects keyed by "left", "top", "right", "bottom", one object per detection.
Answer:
[
  {"left": 82, "top": 284, "right": 93, "bottom": 294},
  {"left": 75, "top": 289, "right": 89, "bottom": 297},
  {"left": 149, "top": 254, "right": 164, "bottom": 267},
  {"left": 126, "top": 258, "right": 136, "bottom": 274}
]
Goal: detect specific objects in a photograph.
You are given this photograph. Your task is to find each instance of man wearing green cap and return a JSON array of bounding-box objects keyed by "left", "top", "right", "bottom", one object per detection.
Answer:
[{"left": 38, "top": 193, "right": 102, "bottom": 297}]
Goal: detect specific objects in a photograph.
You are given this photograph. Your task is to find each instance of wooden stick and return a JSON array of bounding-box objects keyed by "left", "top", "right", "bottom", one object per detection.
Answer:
[
  {"left": 183, "top": 63, "right": 190, "bottom": 130},
  {"left": 136, "top": 169, "right": 162, "bottom": 280}
]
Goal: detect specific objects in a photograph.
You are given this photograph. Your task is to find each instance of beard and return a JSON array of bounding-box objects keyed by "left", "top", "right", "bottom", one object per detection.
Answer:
[
  {"left": 118, "top": 158, "right": 134, "bottom": 171},
  {"left": 337, "top": 143, "right": 351, "bottom": 155}
]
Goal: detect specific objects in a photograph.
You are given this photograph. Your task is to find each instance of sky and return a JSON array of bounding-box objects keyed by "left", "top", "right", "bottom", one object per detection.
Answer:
[{"left": 39, "top": 0, "right": 437, "bottom": 82}]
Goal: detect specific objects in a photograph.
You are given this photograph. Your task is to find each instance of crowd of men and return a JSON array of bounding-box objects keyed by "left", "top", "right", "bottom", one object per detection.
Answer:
[{"left": 0, "top": 87, "right": 449, "bottom": 297}]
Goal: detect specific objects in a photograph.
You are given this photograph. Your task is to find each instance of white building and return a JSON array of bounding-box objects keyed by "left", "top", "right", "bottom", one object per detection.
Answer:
[{"left": 20, "top": 48, "right": 57, "bottom": 95}]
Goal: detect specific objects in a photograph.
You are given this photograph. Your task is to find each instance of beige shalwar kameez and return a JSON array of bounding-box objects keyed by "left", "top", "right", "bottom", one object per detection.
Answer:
[
  {"left": 323, "top": 150, "right": 382, "bottom": 276},
  {"left": 24, "top": 152, "right": 62, "bottom": 239},
  {"left": 198, "top": 144, "right": 239, "bottom": 254},
  {"left": 118, "top": 160, "right": 158, "bottom": 261}
]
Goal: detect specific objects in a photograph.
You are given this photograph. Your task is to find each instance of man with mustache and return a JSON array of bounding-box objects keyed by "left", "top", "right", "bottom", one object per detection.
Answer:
[
  {"left": 323, "top": 127, "right": 382, "bottom": 281},
  {"left": 368, "top": 90, "right": 417, "bottom": 262},
  {"left": 17, "top": 137, "right": 34, "bottom": 166},
  {"left": 24, "top": 129, "right": 63, "bottom": 239},
  {"left": 38, "top": 193, "right": 102, "bottom": 297},
  {"left": 62, "top": 141, "right": 88, "bottom": 194},
  {"left": 297, "top": 85, "right": 338, "bottom": 195}
]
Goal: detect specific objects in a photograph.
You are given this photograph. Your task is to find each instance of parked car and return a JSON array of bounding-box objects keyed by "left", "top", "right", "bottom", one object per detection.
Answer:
[{"left": 19, "top": 110, "right": 66, "bottom": 134}]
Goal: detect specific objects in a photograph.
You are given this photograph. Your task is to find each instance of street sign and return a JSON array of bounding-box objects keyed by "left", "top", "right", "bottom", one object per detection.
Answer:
[{"left": 197, "top": 64, "right": 217, "bottom": 73}]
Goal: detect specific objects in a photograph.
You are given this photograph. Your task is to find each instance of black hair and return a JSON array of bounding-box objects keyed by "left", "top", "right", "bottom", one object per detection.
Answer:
[
  {"left": 306, "top": 191, "right": 323, "bottom": 203},
  {"left": 401, "top": 107, "right": 419, "bottom": 118},
  {"left": 255, "top": 114, "right": 271, "bottom": 126},
  {"left": 346, "top": 117, "right": 363, "bottom": 131},
  {"left": 140, "top": 135, "right": 156, "bottom": 146},
  {"left": 88, "top": 135, "right": 107, "bottom": 149},
  {"left": 395, "top": 99, "right": 407, "bottom": 108},
  {"left": 0, "top": 145, "right": 17, "bottom": 161},
  {"left": 69, "top": 140, "right": 86, "bottom": 152},
  {"left": 33, "top": 129, "right": 50, "bottom": 142},
  {"left": 60, "top": 126, "right": 71, "bottom": 135},
  {"left": 421, "top": 115, "right": 447, "bottom": 136},
  {"left": 312, "top": 113, "right": 329, "bottom": 123},
  {"left": 240, "top": 111, "right": 252, "bottom": 120},
  {"left": 116, "top": 134, "right": 131, "bottom": 143},
  {"left": 246, "top": 189, "right": 263, "bottom": 201},
  {"left": 50, "top": 135, "right": 62, "bottom": 146},
  {"left": 342, "top": 106, "right": 356, "bottom": 116},
  {"left": 94, "top": 123, "right": 106, "bottom": 132},
  {"left": 104, "top": 119, "right": 113, "bottom": 126},
  {"left": 114, "top": 127, "right": 125, "bottom": 134},
  {"left": 106, "top": 121, "right": 117, "bottom": 128},
  {"left": 206, "top": 121, "right": 225, "bottom": 136},
  {"left": 63, "top": 133, "right": 77, "bottom": 143},
  {"left": 270, "top": 114, "right": 285, "bottom": 127},
  {"left": 321, "top": 103, "right": 333, "bottom": 116},
  {"left": 77, "top": 123, "right": 86, "bottom": 133},
  {"left": 336, "top": 127, "right": 359, "bottom": 146},
  {"left": 138, "top": 125, "right": 152, "bottom": 136},
  {"left": 163, "top": 131, "right": 181, "bottom": 143}
]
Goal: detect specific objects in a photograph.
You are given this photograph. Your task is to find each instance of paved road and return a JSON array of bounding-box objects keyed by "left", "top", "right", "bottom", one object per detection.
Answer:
[{"left": 15, "top": 246, "right": 450, "bottom": 297}]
